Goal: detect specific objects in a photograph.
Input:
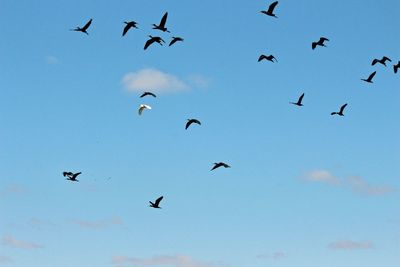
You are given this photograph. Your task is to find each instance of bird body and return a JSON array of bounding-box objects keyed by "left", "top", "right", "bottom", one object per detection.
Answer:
[
  {"left": 169, "top": 37, "right": 184, "bottom": 46},
  {"left": 122, "top": 21, "right": 138, "bottom": 36},
  {"left": 258, "top": 54, "right": 277, "bottom": 63},
  {"left": 290, "top": 93, "right": 304, "bottom": 106},
  {"left": 331, "top": 103, "right": 347, "bottom": 116},
  {"left": 63, "top": 171, "right": 81, "bottom": 182},
  {"left": 211, "top": 162, "right": 231, "bottom": 171},
  {"left": 144, "top": 35, "right": 165, "bottom": 50},
  {"left": 149, "top": 196, "right": 163, "bottom": 208},
  {"left": 140, "top": 92, "right": 156, "bottom": 98},
  {"left": 371, "top": 56, "right": 391, "bottom": 66},
  {"left": 71, "top": 19, "right": 92, "bottom": 35},
  {"left": 361, "top": 71, "right": 376, "bottom": 83},
  {"left": 185, "top": 119, "right": 201, "bottom": 130},
  {"left": 138, "top": 104, "right": 152, "bottom": 115},
  {"left": 260, "top": 1, "right": 279, "bottom": 17},
  {"left": 312, "top": 37, "right": 329, "bottom": 49},
  {"left": 152, "top": 12, "right": 170, "bottom": 32}
]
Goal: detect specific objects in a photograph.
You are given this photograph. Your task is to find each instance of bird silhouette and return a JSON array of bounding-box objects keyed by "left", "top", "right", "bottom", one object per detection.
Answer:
[
  {"left": 371, "top": 56, "right": 391, "bottom": 67},
  {"left": 63, "top": 172, "right": 81, "bottom": 182},
  {"left": 312, "top": 37, "right": 329, "bottom": 50},
  {"left": 260, "top": 1, "right": 279, "bottom": 18},
  {"left": 144, "top": 35, "right": 165, "bottom": 50},
  {"left": 185, "top": 119, "right": 201, "bottom": 130},
  {"left": 393, "top": 61, "right": 400, "bottom": 73},
  {"left": 122, "top": 21, "right": 138, "bottom": 36},
  {"left": 152, "top": 12, "right": 170, "bottom": 32},
  {"left": 211, "top": 162, "right": 231, "bottom": 171},
  {"left": 169, "top": 37, "right": 184, "bottom": 46},
  {"left": 71, "top": 19, "right": 92, "bottom": 35},
  {"left": 331, "top": 103, "right": 348, "bottom": 116},
  {"left": 138, "top": 104, "right": 152, "bottom": 115},
  {"left": 149, "top": 196, "right": 163, "bottom": 208},
  {"left": 361, "top": 71, "right": 376, "bottom": 83},
  {"left": 290, "top": 93, "right": 304, "bottom": 106},
  {"left": 258, "top": 54, "right": 277, "bottom": 63},
  {"left": 140, "top": 92, "right": 156, "bottom": 98}
]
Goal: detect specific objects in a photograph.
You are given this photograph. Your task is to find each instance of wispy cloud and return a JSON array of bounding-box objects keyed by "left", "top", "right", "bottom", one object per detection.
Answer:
[
  {"left": 187, "top": 74, "right": 210, "bottom": 89},
  {"left": 71, "top": 217, "right": 123, "bottom": 229},
  {"left": 0, "top": 255, "right": 13, "bottom": 263},
  {"left": 0, "top": 185, "right": 26, "bottom": 197},
  {"left": 328, "top": 240, "right": 375, "bottom": 250},
  {"left": 256, "top": 251, "right": 287, "bottom": 260},
  {"left": 2, "top": 235, "right": 43, "bottom": 249},
  {"left": 303, "top": 170, "right": 341, "bottom": 185},
  {"left": 112, "top": 254, "right": 215, "bottom": 267},
  {"left": 45, "top": 56, "right": 59, "bottom": 64}
]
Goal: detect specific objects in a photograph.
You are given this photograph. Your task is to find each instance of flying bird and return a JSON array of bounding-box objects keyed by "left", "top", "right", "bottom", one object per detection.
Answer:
[
  {"left": 149, "top": 196, "right": 163, "bottom": 208},
  {"left": 260, "top": 1, "right": 279, "bottom": 18},
  {"left": 122, "top": 21, "right": 138, "bottom": 36},
  {"left": 290, "top": 93, "right": 305, "bottom": 106},
  {"left": 185, "top": 119, "right": 201, "bottom": 130},
  {"left": 258, "top": 54, "right": 277, "bottom": 63},
  {"left": 140, "top": 92, "right": 156, "bottom": 98},
  {"left": 169, "top": 37, "right": 184, "bottom": 46},
  {"left": 371, "top": 56, "right": 391, "bottom": 67},
  {"left": 152, "top": 12, "right": 170, "bottom": 32},
  {"left": 138, "top": 104, "right": 152, "bottom": 115},
  {"left": 312, "top": 37, "right": 329, "bottom": 50},
  {"left": 394, "top": 61, "right": 400, "bottom": 74},
  {"left": 331, "top": 103, "right": 348, "bottom": 116},
  {"left": 211, "top": 162, "right": 231, "bottom": 171},
  {"left": 144, "top": 35, "right": 165, "bottom": 50},
  {"left": 71, "top": 19, "right": 92, "bottom": 35},
  {"left": 361, "top": 71, "right": 376, "bottom": 83},
  {"left": 63, "top": 172, "right": 81, "bottom": 182}
]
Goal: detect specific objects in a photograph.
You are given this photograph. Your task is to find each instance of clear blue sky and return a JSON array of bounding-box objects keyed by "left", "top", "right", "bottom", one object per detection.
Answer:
[{"left": 0, "top": 0, "right": 399, "bottom": 267}]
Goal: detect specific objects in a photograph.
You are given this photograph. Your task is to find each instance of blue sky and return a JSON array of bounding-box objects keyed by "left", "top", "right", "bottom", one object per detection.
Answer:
[{"left": 0, "top": 0, "right": 399, "bottom": 266}]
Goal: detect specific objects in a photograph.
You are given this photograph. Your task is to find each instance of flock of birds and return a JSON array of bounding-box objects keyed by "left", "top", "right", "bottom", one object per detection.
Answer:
[{"left": 64, "top": 1, "right": 398, "bottom": 209}]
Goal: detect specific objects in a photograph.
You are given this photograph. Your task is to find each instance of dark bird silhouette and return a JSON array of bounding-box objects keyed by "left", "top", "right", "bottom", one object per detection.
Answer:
[
  {"left": 260, "top": 1, "right": 279, "bottom": 18},
  {"left": 140, "top": 92, "right": 156, "bottom": 98},
  {"left": 361, "top": 71, "right": 376, "bottom": 83},
  {"left": 153, "top": 12, "right": 170, "bottom": 33},
  {"left": 169, "top": 37, "right": 184, "bottom": 46},
  {"left": 149, "top": 196, "right": 163, "bottom": 208},
  {"left": 331, "top": 103, "right": 348, "bottom": 116},
  {"left": 71, "top": 19, "right": 92, "bottom": 35},
  {"left": 394, "top": 61, "right": 400, "bottom": 74},
  {"left": 258, "top": 54, "right": 277, "bottom": 63},
  {"left": 211, "top": 162, "right": 231, "bottom": 171},
  {"left": 312, "top": 37, "right": 329, "bottom": 50},
  {"left": 144, "top": 35, "right": 165, "bottom": 50},
  {"left": 63, "top": 172, "right": 81, "bottom": 182},
  {"left": 371, "top": 56, "right": 391, "bottom": 67},
  {"left": 290, "top": 93, "right": 305, "bottom": 106},
  {"left": 185, "top": 119, "right": 201, "bottom": 130},
  {"left": 122, "top": 21, "right": 138, "bottom": 36}
]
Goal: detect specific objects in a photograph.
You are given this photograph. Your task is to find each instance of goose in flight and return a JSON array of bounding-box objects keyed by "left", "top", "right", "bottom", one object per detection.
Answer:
[
  {"left": 185, "top": 119, "right": 201, "bottom": 130},
  {"left": 211, "top": 162, "right": 231, "bottom": 171},
  {"left": 361, "top": 71, "right": 376, "bottom": 83},
  {"left": 260, "top": 1, "right": 279, "bottom": 18},
  {"left": 169, "top": 37, "right": 184, "bottom": 46},
  {"left": 394, "top": 61, "right": 400, "bottom": 74},
  {"left": 290, "top": 93, "right": 304, "bottom": 106},
  {"left": 63, "top": 172, "right": 81, "bottom": 182},
  {"left": 140, "top": 92, "right": 156, "bottom": 98},
  {"left": 138, "top": 104, "right": 152, "bottom": 115},
  {"left": 258, "top": 54, "right": 277, "bottom": 63},
  {"left": 149, "top": 196, "right": 163, "bottom": 208},
  {"left": 71, "top": 19, "right": 92, "bottom": 35},
  {"left": 122, "top": 21, "right": 138, "bottom": 36},
  {"left": 144, "top": 35, "right": 165, "bottom": 50},
  {"left": 371, "top": 56, "right": 391, "bottom": 67},
  {"left": 312, "top": 37, "right": 329, "bottom": 50},
  {"left": 152, "top": 12, "right": 170, "bottom": 33},
  {"left": 331, "top": 103, "right": 347, "bottom": 116}
]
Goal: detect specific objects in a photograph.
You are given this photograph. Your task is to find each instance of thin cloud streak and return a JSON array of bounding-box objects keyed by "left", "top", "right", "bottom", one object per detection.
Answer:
[
  {"left": 256, "top": 251, "right": 287, "bottom": 260},
  {"left": 71, "top": 217, "right": 123, "bottom": 229},
  {"left": 112, "top": 254, "right": 215, "bottom": 267},
  {"left": 2, "top": 235, "right": 43, "bottom": 249},
  {"left": 328, "top": 240, "right": 375, "bottom": 250}
]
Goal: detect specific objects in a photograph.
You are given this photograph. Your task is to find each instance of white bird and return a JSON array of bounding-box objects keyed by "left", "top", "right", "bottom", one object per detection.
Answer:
[{"left": 138, "top": 104, "right": 152, "bottom": 115}]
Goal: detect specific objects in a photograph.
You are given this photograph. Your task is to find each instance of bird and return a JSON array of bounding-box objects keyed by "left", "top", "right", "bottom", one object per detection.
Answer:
[
  {"left": 312, "top": 37, "right": 329, "bottom": 50},
  {"left": 144, "top": 35, "right": 165, "bottom": 50},
  {"left": 138, "top": 104, "right": 152, "bottom": 115},
  {"left": 260, "top": 1, "right": 279, "bottom": 18},
  {"left": 361, "top": 71, "right": 376, "bottom": 83},
  {"left": 169, "top": 37, "right": 184, "bottom": 46},
  {"left": 258, "top": 54, "right": 277, "bottom": 63},
  {"left": 371, "top": 56, "right": 391, "bottom": 67},
  {"left": 211, "top": 162, "right": 231, "bottom": 171},
  {"left": 152, "top": 12, "right": 170, "bottom": 32},
  {"left": 185, "top": 119, "right": 201, "bottom": 130},
  {"left": 331, "top": 103, "right": 348, "bottom": 116},
  {"left": 290, "top": 93, "right": 305, "bottom": 106},
  {"left": 122, "top": 21, "right": 138, "bottom": 36},
  {"left": 140, "top": 92, "right": 156, "bottom": 98},
  {"left": 149, "top": 196, "right": 163, "bottom": 208},
  {"left": 394, "top": 61, "right": 400, "bottom": 74},
  {"left": 70, "top": 19, "right": 92, "bottom": 35},
  {"left": 63, "top": 172, "right": 81, "bottom": 182}
]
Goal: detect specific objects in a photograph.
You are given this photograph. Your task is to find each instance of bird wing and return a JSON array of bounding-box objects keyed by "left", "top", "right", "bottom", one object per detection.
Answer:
[
  {"left": 339, "top": 103, "right": 348, "bottom": 113},
  {"left": 271, "top": 55, "right": 278, "bottom": 62},
  {"left": 222, "top": 163, "right": 230, "bottom": 168},
  {"left": 169, "top": 38, "right": 177, "bottom": 46},
  {"left": 211, "top": 164, "right": 219, "bottom": 171},
  {"left": 144, "top": 38, "right": 155, "bottom": 50},
  {"left": 258, "top": 55, "right": 266, "bottom": 62},
  {"left": 155, "top": 196, "right": 163, "bottom": 206},
  {"left": 371, "top": 59, "right": 378, "bottom": 66},
  {"left": 394, "top": 65, "right": 399, "bottom": 74},
  {"left": 82, "top": 19, "right": 92, "bottom": 31},
  {"left": 368, "top": 71, "right": 376, "bottom": 80},
  {"left": 267, "top": 1, "right": 279, "bottom": 13},
  {"left": 193, "top": 119, "right": 201, "bottom": 125},
  {"left": 311, "top": 42, "right": 317, "bottom": 50},
  {"left": 72, "top": 172, "right": 81, "bottom": 179},
  {"left": 139, "top": 106, "right": 145, "bottom": 115},
  {"left": 63, "top": 172, "right": 72, "bottom": 177},
  {"left": 159, "top": 12, "right": 168, "bottom": 28},
  {"left": 298, "top": 93, "right": 304, "bottom": 103},
  {"left": 383, "top": 56, "right": 392, "bottom": 62},
  {"left": 185, "top": 120, "right": 192, "bottom": 130},
  {"left": 320, "top": 37, "right": 329, "bottom": 42},
  {"left": 122, "top": 24, "right": 131, "bottom": 36}
]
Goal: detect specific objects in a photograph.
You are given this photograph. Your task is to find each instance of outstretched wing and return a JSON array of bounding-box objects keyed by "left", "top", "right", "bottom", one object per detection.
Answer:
[
  {"left": 298, "top": 93, "right": 305, "bottom": 104},
  {"left": 82, "top": 19, "right": 92, "bottom": 31},
  {"left": 339, "top": 103, "right": 348, "bottom": 113},
  {"left": 159, "top": 12, "right": 168, "bottom": 28},
  {"left": 382, "top": 56, "right": 392, "bottom": 62},
  {"left": 311, "top": 42, "right": 317, "bottom": 50},
  {"left": 122, "top": 24, "right": 130, "bottom": 36},
  {"left": 267, "top": 1, "right": 279, "bottom": 13},
  {"left": 371, "top": 59, "right": 378, "bottom": 66},
  {"left": 258, "top": 55, "right": 266, "bottom": 62},
  {"left": 185, "top": 120, "right": 192, "bottom": 130},
  {"left": 144, "top": 38, "right": 155, "bottom": 50},
  {"left": 155, "top": 196, "right": 163, "bottom": 206},
  {"left": 368, "top": 71, "right": 376, "bottom": 80},
  {"left": 320, "top": 37, "right": 329, "bottom": 42},
  {"left": 169, "top": 38, "right": 177, "bottom": 46}
]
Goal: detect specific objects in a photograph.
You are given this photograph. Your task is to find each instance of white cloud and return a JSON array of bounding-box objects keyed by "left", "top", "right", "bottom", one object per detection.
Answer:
[
  {"left": 122, "top": 68, "right": 188, "bottom": 94},
  {"left": 187, "top": 74, "right": 209, "bottom": 89},
  {"left": 303, "top": 170, "right": 341, "bottom": 185},
  {"left": 256, "top": 251, "right": 287, "bottom": 260},
  {"left": 71, "top": 217, "right": 123, "bottom": 229},
  {"left": 328, "top": 240, "right": 375, "bottom": 250},
  {"left": 347, "top": 176, "right": 396, "bottom": 196},
  {"left": 112, "top": 254, "right": 215, "bottom": 267},
  {"left": 2, "top": 235, "right": 43, "bottom": 249},
  {"left": 46, "top": 56, "right": 59, "bottom": 64}
]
